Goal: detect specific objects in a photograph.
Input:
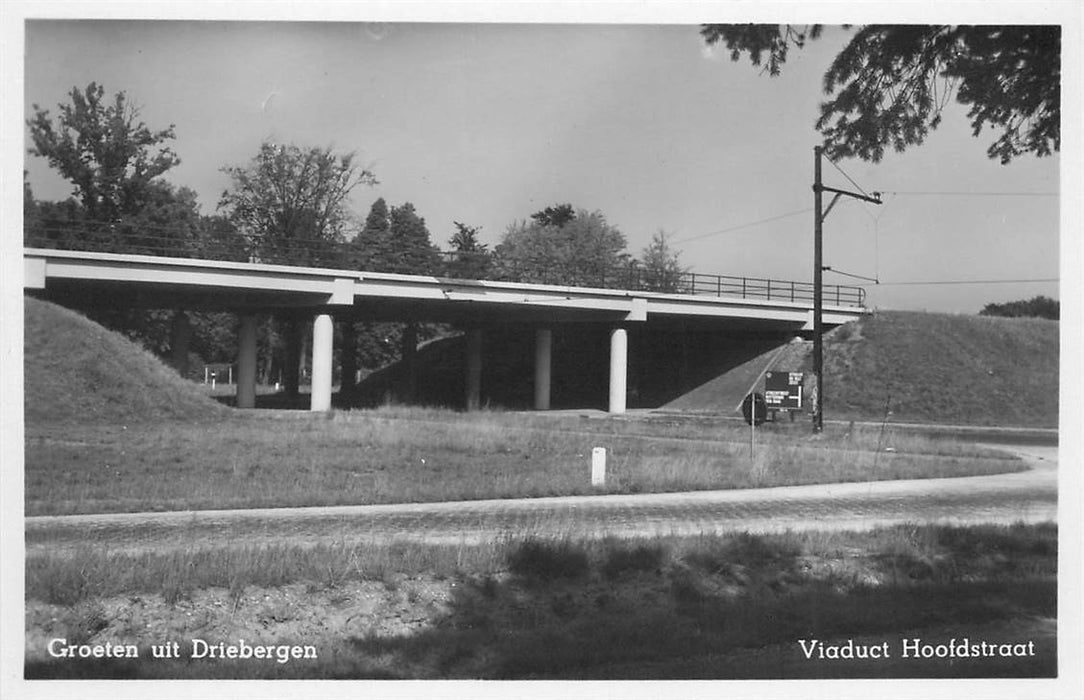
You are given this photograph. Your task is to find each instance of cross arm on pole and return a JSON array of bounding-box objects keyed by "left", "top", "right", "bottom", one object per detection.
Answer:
[{"left": 815, "top": 184, "right": 883, "bottom": 207}]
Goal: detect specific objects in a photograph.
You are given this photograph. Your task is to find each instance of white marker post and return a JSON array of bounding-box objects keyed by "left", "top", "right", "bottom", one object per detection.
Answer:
[{"left": 591, "top": 447, "right": 606, "bottom": 486}]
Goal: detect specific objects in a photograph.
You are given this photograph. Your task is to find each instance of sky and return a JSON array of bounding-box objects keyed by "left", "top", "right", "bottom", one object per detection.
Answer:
[{"left": 13, "top": 6, "right": 1072, "bottom": 314}]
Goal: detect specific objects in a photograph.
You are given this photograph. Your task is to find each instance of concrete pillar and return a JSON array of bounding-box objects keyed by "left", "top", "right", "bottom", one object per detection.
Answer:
[
  {"left": 170, "top": 310, "right": 191, "bottom": 377},
  {"left": 534, "top": 328, "right": 552, "bottom": 410},
  {"left": 310, "top": 313, "right": 334, "bottom": 412},
  {"left": 465, "top": 328, "right": 483, "bottom": 411},
  {"left": 401, "top": 322, "right": 418, "bottom": 403},
  {"left": 237, "top": 314, "right": 258, "bottom": 409},
  {"left": 609, "top": 327, "right": 628, "bottom": 415}
]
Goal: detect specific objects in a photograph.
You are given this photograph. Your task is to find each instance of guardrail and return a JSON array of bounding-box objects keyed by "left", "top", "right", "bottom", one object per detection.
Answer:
[{"left": 24, "top": 223, "right": 865, "bottom": 307}]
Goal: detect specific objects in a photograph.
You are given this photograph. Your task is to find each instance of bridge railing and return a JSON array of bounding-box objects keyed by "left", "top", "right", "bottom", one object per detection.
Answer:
[{"left": 23, "top": 222, "right": 865, "bottom": 307}]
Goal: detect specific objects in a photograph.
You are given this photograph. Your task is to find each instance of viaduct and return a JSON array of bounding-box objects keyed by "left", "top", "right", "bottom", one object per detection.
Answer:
[{"left": 23, "top": 248, "right": 867, "bottom": 414}]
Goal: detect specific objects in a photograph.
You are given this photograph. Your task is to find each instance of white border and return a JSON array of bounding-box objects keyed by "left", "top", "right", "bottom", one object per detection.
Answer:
[{"left": 3, "top": 3, "right": 1081, "bottom": 700}]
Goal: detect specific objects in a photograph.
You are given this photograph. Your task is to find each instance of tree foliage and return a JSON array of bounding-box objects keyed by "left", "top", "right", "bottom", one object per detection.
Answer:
[
  {"left": 27, "top": 82, "right": 181, "bottom": 220},
  {"left": 530, "top": 203, "right": 577, "bottom": 229},
  {"left": 446, "top": 221, "right": 492, "bottom": 278},
  {"left": 701, "top": 24, "right": 1060, "bottom": 163},
  {"left": 496, "top": 207, "right": 630, "bottom": 285},
  {"left": 348, "top": 198, "right": 439, "bottom": 273},
  {"left": 450, "top": 221, "right": 486, "bottom": 254},
  {"left": 218, "top": 142, "right": 376, "bottom": 264},
  {"left": 637, "top": 230, "right": 688, "bottom": 292},
  {"left": 350, "top": 197, "right": 393, "bottom": 269},
  {"left": 979, "top": 295, "right": 1059, "bottom": 320},
  {"left": 388, "top": 202, "right": 440, "bottom": 274}
]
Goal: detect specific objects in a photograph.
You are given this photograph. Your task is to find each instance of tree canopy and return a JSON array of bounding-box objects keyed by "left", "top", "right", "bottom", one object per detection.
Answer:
[
  {"left": 27, "top": 82, "right": 182, "bottom": 220},
  {"left": 446, "top": 221, "right": 492, "bottom": 278},
  {"left": 701, "top": 24, "right": 1060, "bottom": 163},
  {"left": 218, "top": 142, "right": 376, "bottom": 264},
  {"left": 637, "top": 230, "right": 688, "bottom": 293},
  {"left": 496, "top": 207, "right": 630, "bottom": 285},
  {"left": 348, "top": 198, "right": 439, "bottom": 273},
  {"left": 388, "top": 202, "right": 440, "bottom": 274}
]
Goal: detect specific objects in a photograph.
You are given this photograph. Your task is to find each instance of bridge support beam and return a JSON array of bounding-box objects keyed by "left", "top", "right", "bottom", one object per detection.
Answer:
[
  {"left": 608, "top": 327, "right": 628, "bottom": 415},
  {"left": 310, "top": 313, "right": 334, "bottom": 412},
  {"left": 465, "top": 328, "right": 483, "bottom": 411},
  {"left": 534, "top": 328, "right": 552, "bottom": 410},
  {"left": 237, "top": 314, "right": 258, "bottom": 409}
]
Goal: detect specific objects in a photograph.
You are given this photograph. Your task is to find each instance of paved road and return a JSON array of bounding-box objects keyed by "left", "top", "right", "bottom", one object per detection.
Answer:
[{"left": 25, "top": 444, "right": 1057, "bottom": 553}]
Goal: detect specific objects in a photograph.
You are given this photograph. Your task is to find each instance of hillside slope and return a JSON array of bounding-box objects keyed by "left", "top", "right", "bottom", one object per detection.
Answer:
[
  {"left": 816, "top": 311, "right": 1058, "bottom": 428},
  {"left": 23, "top": 296, "right": 227, "bottom": 423}
]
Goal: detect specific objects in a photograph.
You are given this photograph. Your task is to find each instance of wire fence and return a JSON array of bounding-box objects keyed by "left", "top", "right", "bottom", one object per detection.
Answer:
[{"left": 23, "top": 221, "right": 865, "bottom": 307}]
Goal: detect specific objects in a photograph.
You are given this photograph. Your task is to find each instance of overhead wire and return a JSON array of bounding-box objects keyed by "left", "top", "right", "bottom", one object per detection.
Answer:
[
  {"left": 671, "top": 207, "right": 812, "bottom": 244},
  {"left": 882, "top": 190, "right": 1058, "bottom": 197},
  {"left": 873, "top": 278, "right": 1058, "bottom": 287}
]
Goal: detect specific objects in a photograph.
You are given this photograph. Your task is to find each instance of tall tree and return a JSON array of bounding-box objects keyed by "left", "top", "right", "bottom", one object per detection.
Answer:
[
  {"left": 638, "top": 230, "right": 688, "bottom": 293},
  {"left": 387, "top": 202, "right": 439, "bottom": 274},
  {"left": 446, "top": 221, "right": 492, "bottom": 278},
  {"left": 218, "top": 142, "right": 376, "bottom": 265},
  {"left": 27, "top": 82, "right": 181, "bottom": 221},
  {"left": 349, "top": 197, "right": 392, "bottom": 270},
  {"left": 449, "top": 221, "right": 486, "bottom": 254},
  {"left": 701, "top": 25, "right": 1060, "bottom": 163},
  {"left": 496, "top": 207, "right": 630, "bottom": 285}
]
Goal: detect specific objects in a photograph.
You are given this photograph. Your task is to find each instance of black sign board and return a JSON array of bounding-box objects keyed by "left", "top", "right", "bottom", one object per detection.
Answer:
[{"left": 764, "top": 371, "right": 804, "bottom": 410}]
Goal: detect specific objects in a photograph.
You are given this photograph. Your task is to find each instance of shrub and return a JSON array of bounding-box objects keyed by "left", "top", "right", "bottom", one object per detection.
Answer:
[
  {"left": 507, "top": 539, "right": 589, "bottom": 582},
  {"left": 601, "top": 542, "right": 666, "bottom": 579}
]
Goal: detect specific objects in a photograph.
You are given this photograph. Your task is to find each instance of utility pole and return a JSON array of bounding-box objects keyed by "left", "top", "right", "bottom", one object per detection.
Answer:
[{"left": 812, "top": 146, "right": 881, "bottom": 433}]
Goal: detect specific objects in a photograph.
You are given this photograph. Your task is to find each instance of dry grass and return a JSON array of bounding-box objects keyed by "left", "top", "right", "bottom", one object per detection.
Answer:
[{"left": 25, "top": 407, "right": 1023, "bottom": 516}]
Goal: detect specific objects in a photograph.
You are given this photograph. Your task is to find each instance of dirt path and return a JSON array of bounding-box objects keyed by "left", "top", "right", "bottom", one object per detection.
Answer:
[{"left": 25, "top": 444, "right": 1056, "bottom": 554}]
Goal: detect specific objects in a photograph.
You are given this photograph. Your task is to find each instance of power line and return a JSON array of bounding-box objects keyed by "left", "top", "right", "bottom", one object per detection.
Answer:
[
  {"left": 874, "top": 278, "right": 1058, "bottom": 287},
  {"left": 672, "top": 208, "right": 812, "bottom": 244},
  {"left": 883, "top": 190, "right": 1058, "bottom": 197}
]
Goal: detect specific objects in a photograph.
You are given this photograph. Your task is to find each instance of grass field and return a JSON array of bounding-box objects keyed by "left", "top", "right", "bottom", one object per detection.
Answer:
[
  {"left": 24, "top": 522, "right": 1057, "bottom": 679},
  {"left": 24, "top": 406, "right": 1024, "bottom": 516}
]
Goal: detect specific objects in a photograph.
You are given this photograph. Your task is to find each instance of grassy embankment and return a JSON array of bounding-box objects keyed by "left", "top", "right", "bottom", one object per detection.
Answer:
[
  {"left": 819, "top": 311, "right": 1059, "bottom": 427},
  {"left": 25, "top": 523, "right": 1057, "bottom": 679},
  {"left": 665, "top": 310, "right": 1059, "bottom": 428}
]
